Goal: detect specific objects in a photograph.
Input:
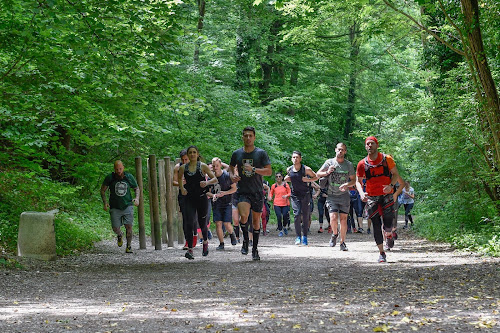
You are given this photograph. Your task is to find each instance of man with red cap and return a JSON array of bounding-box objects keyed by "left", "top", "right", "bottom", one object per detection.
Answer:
[{"left": 356, "top": 136, "right": 404, "bottom": 263}]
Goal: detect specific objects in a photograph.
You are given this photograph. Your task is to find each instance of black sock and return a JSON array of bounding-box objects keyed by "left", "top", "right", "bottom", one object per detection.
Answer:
[
  {"left": 234, "top": 225, "right": 240, "bottom": 238},
  {"left": 241, "top": 223, "right": 249, "bottom": 242},
  {"left": 252, "top": 229, "right": 260, "bottom": 251}
]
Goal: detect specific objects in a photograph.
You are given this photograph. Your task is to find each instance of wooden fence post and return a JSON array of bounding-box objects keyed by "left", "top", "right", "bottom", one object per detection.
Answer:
[
  {"left": 135, "top": 157, "right": 146, "bottom": 249},
  {"left": 147, "top": 158, "right": 155, "bottom": 246},
  {"left": 148, "top": 155, "right": 162, "bottom": 250},
  {"left": 158, "top": 159, "right": 168, "bottom": 244}
]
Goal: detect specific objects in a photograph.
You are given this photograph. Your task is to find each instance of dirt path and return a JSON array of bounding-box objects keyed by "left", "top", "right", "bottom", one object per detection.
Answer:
[{"left": 1, "top": 218, "right": 499, "bottom": 333}]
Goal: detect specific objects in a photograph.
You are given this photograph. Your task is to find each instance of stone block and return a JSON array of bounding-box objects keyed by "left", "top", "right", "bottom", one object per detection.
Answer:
[{"left": 17, "top": 211, "right": 57, "bottom": 261}]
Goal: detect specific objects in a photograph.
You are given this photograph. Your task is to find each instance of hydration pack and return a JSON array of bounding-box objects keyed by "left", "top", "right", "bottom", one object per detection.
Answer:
[{"left": 364, "top": 154, "right": 390, "bottom": 180}]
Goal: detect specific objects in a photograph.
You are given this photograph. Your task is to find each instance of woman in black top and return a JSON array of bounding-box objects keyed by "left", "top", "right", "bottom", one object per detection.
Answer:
[{"left": 178, "top": 146, "right": 218, "bottom": 259}]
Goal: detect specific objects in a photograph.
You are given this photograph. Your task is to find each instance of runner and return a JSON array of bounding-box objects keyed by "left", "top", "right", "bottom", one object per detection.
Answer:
[
  {"left": 178, "top": 146, "right": 218, "bottom": 260},
  {"left": 211, "top": 157, "right": 238, "bottom": 250},
  {"left": 401, "top": 181, "right": 415, "bottom": 229},
  {"left": 268, "top": 172, "right": 291, "bottom": 237},
  {"left": 172, "top": 149, "right": 198, "bottom": 250},
  {"left": 356, "top": 136, "right": 404, "bottom": 263},
  {"left": 100, "top": 160, "right": 140, "bottom": 254},
  {"left": 229, "top": 126, "right": 272, "bottom": 261},
  {"left": 284, "top": 151, "right": 317, "bottom": 246},
  {"left": 316, "top": 143, "right": 356, "bottom": 251}
]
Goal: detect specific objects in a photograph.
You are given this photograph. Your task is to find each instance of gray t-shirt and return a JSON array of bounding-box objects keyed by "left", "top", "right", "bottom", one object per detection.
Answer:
[
  {"left": 320, "top": 158, "right": 355, "bottom": 197},
  {"left": 230, "top": 147, "right": 271, "bottom": 194}
]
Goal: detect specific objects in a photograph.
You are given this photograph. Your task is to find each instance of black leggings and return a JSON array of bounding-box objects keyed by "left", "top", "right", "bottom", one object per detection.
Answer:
[{"left": 183, "top": 194, "right": 209, "bottom": 248}]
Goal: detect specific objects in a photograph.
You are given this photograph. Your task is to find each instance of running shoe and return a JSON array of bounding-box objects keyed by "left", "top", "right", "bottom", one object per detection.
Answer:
[
  {"left": 384, "top": 243, "right": 391, "bottom": 251},
  {"left": 202, "top": 242, "right": 209, "bottom": 256},
  {"left": 295, "top": 237, "right": 301, "bottom": 245},
  {"left": 386, "top": 235, "right": 394, "bottom": 249},
  {"left": 302, "top": 236, "right": 308, "bottom": 246},
  {"left": 230, "top": 232, "right": 237, "bottom": 246},
  {"left": 347, "top": 229, "right": 352, "bottom": 234},
  {"left": 252, "top": 249, "right": 260, "bottom": 261},
  {"left": 241, "top": 240, "right": 249, "bottom": 255},
  {"left": 340, "top": 242, "right": 348, "bottom": 251},
  {"left": 125, "top": 245, "right": 133, "bottom": 253},
  {"left": 182, "top": 241, "right": 188, "bottom": 250},
  {"left": 283, "top": 228, "right": 288, "bottom": 235},
  {"left": 207, "top": 230, "right": 213, "bottom": 240},
  {"left": 357, "top": 228, "right": 364, "bottom": 233},
  {"left": 117, "top": 234, "right": 123, "bottom": 247},
  {"left": 318, "top": 227, "right": 324, "bottom": 233},
  {"left": 278, "top": 231, "right": 284, "bottom": 237},
  {"left": 327, "top": 226, "right": 332, "bottom": 234},
  {"left": 329, "top": 234, "right": 338, "bottom": 247},
  {"left": 403, "top": 225, "right": 408, "bottom": 229},
  {"left": 378, "top": 252, "right": 387, "bottom": 263},
  {"left": 366, "top": 228, "right": 371, "bottom": 235},
  {"left": 216, "top": 243, "right": 224, "bottom": 251},
  {"left": 249, "top": 240, "right": 253, "bottom": 247},
  {"left": 353, "top": 228, "right": 358, "bottom": 233},
  {"left": 185, "top": 250, "right": 194, "bottom": 260}
]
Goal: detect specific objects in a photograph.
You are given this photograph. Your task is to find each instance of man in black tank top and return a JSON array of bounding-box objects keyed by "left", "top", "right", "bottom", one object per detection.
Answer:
[
  {"left": 284, "top": 151, "right": 317, "bottom": 246},
  {"left": 229, "top": 126, "right": 272, "bottom": 261}
]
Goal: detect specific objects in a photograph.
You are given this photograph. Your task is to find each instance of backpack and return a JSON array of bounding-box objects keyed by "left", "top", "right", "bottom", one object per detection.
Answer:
[{"left": 364, "top": 154, "right": 390, "bottom": 180}]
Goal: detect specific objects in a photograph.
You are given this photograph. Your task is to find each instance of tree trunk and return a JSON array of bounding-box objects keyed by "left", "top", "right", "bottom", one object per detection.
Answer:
[
  {"left": 290, "top": 62, "right": 299, "bottom": 87},
  {"left": 193, "top": 0, "right": 206, "bottom": 65},
  {"left": 461, "top": 0, "right": 499, "bottom": 211},
  {"left": 259, "top": 44, "right": 273, "bottom": 105},
  {"left": 235, "top": 30, "right": 251, "bottom": 90},
  {"left": 460, "top": 0, "right": 500, "bottom": 168},
  {"left": 344, "top": 22, "right": 360, "bottom": 140}
]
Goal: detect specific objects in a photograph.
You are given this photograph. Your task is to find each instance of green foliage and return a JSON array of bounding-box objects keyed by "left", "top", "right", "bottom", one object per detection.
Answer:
[
  {"left": 0, "top": 169, "right": 107, "bottom": 256},
  {"left": 0, "top": 0, "right": 498, "bottom": 257}
]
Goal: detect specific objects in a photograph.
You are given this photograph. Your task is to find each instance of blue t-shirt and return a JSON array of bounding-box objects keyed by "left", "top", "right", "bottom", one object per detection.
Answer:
[{"left": 230, "top": 147, "right": 271, "bottom": 194}]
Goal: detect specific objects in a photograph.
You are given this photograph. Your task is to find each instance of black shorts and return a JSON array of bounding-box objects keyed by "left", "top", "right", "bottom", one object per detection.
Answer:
[{"left": 238, "top": 192, "right": 264, "bottom": 213}]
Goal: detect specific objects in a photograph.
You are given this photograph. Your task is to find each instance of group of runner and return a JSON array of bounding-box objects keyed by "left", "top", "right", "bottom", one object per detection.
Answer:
[{"left": 101, "top": 127, "right": 410, "bottom": 263}]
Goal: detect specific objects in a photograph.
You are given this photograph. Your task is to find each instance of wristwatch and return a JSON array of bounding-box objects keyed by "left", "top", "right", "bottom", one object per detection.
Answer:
[{"left": 252, "top": 167, "right": 256, "bottom": 173}]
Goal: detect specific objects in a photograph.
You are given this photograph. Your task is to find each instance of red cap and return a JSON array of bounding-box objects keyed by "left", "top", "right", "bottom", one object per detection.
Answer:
[{"left": 365, "top": 136, "right": 378, "bottom": 145}]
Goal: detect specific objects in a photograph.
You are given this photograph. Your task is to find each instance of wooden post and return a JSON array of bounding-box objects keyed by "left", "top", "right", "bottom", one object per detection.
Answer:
[
  {"left": 165, "top": 157, "right": 175, "bottom": 247},
  {"left": 135, "top": 157, "right": 146, "bottom": 249},
  {"left": 147, "top": 158, "right": 155, "bottom": 246},
  {"left": 158, "top": 159, "right": 168, "bottom": 244},
  {"left": 175, "top": 158, "right": 184, "bottom": 244},
  {"left": 149, "top": 155, "right": 162, "bottom": 250}
]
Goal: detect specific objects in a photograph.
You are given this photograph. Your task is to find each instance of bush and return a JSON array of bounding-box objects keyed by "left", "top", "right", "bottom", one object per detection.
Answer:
[{"left": 0, "top": 169, "right": 107, "bottom": 256}]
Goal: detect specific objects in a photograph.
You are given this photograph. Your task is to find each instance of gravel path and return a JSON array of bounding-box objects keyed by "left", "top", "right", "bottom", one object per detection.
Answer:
[{"left": 1, "top": 218, "right": 499, "bottom": 333}]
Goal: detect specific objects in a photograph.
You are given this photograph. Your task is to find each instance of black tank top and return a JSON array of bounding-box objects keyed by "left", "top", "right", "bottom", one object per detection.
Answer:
[
  {"left": 184, "top": 161, "right": 207, "bottom": 197},
  {"left": 289, "top": 165, "right": 309, "bottom": 198}
]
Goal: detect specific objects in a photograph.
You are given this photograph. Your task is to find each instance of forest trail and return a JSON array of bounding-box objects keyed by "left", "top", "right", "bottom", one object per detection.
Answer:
[{"left": 1, "top": 217, "right": 499, "bottom": 333}]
